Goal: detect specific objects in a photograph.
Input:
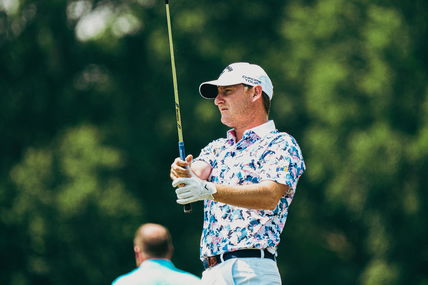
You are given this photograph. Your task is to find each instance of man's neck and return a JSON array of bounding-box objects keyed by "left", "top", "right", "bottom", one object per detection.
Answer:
[
  {"left": 234, "top": 118, "right": 268, "bottom": 141},
  {"left": 138, "top": 257, "right": 170, "bottom": 266}
]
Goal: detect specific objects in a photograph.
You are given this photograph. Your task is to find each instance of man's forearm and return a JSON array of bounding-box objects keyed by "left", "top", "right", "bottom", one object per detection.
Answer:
[{"left": 212, "top": 180, "right": 288, "bottom": 210}]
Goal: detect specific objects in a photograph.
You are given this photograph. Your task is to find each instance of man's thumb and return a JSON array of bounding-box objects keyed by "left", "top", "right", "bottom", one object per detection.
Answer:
[{"left": 186, "top": 154, "right": 193, "bottom": 166}]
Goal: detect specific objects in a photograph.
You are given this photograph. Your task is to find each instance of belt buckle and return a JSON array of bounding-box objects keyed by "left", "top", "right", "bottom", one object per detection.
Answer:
[{"left": 207, "top": 256, "right": 218, "bottom": 268}]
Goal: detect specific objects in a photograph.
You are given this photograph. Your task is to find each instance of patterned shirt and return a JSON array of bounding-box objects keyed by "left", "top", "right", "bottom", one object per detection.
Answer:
[{"left": 195, "top": 120, "right": 305, "bottom": 259}]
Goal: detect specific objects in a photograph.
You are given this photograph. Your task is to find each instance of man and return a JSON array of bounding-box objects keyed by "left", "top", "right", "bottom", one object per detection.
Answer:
[
  {"left": 170, "top": 62, "right": 306, "bottom": 284},
  {"left": 112, "top": 223, "right": 201, "bottom": 285}
]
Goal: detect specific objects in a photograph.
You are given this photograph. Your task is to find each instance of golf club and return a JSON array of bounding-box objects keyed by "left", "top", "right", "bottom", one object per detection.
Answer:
[{"left": 165, "top": 0, "right": 192, "bottom": 213}]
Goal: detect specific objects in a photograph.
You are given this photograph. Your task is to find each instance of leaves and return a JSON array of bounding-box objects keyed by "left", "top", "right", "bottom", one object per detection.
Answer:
[{"left": 1, "top": 0, "right": 427, "bottom": 284}]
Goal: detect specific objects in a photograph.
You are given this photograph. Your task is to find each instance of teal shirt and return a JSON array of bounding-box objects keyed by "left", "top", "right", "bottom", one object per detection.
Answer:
[{"left": 112, "top": 259, "right": 201, "bottom": 285}]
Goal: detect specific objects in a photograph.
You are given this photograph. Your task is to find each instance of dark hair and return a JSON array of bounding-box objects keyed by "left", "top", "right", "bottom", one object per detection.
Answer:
[
  {"left": 262, "top": 92, "right": 271, "bottom": 115},
  {"left": 142, "top": 236, "right": 171, "bottom": 257},
  {"left": 243, "top": 84, "right": 271, "bottom": 115}
]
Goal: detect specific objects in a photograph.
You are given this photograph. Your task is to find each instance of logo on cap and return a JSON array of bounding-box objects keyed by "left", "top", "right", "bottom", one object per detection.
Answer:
[
  {"left": 242, "top": 75, "right": 261, "bottom": 85},
  {"left": 220, "top": 65, "right": 233, "bottom": 76}
]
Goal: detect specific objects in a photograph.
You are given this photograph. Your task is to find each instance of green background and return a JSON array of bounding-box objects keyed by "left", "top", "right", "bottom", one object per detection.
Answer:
[{"left": 1, "top": 0, "right": 427, "bottom": 284}]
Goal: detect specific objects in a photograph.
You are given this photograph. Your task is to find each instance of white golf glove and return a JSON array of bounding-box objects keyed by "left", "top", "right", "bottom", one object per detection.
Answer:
[{"left": 172, "top": 176, "right": 217, "bottom": 205}]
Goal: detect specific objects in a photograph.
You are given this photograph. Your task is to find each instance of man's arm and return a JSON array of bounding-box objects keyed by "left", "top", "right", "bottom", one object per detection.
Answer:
[
  {"left": 171, "top": 155, "right": 289, "bottom": 210},
  {"left": 213, "top": 181, "right": 289, "bottom": 210},
  {"left": 173, "top": 173, "right": 288, "bottom": 211}
]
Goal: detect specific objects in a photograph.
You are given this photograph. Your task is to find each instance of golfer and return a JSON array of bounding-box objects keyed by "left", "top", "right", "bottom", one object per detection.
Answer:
[{"left": 170, "top": 62, "right": 306, "bottom": 284}]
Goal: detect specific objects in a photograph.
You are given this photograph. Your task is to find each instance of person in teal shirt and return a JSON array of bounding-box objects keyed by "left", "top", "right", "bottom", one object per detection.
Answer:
[{"left": 112, "top": 223, "right": 201, "bottom": 285}]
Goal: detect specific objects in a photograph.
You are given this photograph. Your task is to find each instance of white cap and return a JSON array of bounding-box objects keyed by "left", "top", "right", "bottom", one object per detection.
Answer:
[{"left": 199, "top": 62, "right": 274, "bottom": 99}]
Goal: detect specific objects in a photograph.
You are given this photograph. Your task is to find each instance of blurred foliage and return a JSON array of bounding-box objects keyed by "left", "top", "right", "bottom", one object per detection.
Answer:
[{"left": 0, "top": 0, "right": 427, "bottom": 284}]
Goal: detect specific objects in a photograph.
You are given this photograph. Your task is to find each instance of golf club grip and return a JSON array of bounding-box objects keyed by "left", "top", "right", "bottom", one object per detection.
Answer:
[{"left": 179, "top": 142, "right": 192, "bottom": 213}]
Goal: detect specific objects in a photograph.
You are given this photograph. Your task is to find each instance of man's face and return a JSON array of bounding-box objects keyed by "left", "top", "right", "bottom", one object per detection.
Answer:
[{"left": 214, "top": 84, "right": 254, "bottom": 128}]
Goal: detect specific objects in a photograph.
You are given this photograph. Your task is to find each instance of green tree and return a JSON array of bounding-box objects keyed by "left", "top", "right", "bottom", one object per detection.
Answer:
[
  {"left": 1, "top": 0, "right": 427, "bottom": 284},
  {"left": 5, "top": 125, "right": 142, "bottom": 284}
]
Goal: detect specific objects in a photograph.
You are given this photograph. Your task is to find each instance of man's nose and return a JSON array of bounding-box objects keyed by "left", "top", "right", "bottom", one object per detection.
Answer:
[{"left": 214, "top": 93, "right": 223, "bottom": 105}]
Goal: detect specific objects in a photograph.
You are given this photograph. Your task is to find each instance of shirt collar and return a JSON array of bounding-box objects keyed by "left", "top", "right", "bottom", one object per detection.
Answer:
[
  {"left": 141, "top": 259, "right": 174, "bottom": 269},
  {"left": 249, "top": 120, "right": 276, "bottom": 137},
  {"left": 226, "top": 120, "right": 276, "bottom": 141}
]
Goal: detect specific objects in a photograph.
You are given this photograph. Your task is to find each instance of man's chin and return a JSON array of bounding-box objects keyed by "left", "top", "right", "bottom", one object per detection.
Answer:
[{"left": 220, "top": 117, "right": 233, "bottom": 127}]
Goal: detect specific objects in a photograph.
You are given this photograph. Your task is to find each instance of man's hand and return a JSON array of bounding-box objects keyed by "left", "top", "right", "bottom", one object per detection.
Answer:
[
  {"left": 172, "top": 176, "right": 217, "bottom": 205},
  {"left": 170, "top": 154, "right": 193, "bottom": 180}
]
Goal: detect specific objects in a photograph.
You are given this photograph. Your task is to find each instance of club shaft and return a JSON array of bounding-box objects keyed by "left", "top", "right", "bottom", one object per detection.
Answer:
[{"left": 165, "top": 1, "right": 192, "bottom": 213}]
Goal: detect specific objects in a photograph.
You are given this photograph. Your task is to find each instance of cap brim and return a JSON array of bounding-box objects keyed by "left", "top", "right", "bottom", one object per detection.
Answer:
[
  {"left": 199, "top": 78, "right": 246, "bottom": 99},
  {"left": 199, "top": 80, "right": 218, "bottom": 99}
]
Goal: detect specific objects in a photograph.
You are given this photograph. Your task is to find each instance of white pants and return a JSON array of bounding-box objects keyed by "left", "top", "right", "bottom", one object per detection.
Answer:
[{"left": 201, "top": 257, "right": 282, "bottom": 285}]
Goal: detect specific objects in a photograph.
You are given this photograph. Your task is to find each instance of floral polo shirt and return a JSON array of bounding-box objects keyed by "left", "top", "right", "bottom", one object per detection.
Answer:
[{"left": 195, "top": 120, "right": 305, "bottom": 259}]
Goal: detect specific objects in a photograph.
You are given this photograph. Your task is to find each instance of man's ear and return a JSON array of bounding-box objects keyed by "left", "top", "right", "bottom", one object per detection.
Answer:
[
  {"left": 252, "top": 85, "right": 263, "bottom": 101},
  {"left": 134, "top": 246, "right": 143, "bottom": 266}
]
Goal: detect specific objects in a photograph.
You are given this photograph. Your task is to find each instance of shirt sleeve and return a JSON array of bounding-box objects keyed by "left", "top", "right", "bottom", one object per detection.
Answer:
[
  {"left": 259, "top": 135, "right": 306, "bottom": 190},
  {"left": 194, "top": 140, "right": 219, "bottom": 168}
]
